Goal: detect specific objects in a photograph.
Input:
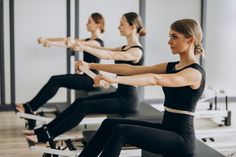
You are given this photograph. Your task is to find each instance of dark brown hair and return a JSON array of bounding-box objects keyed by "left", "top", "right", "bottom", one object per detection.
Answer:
[
  {"left": 123, "top": 12, "right": 146, "bottom": 36},
  {"left": 91, "top": 12, "right": 105, "bottom": 33}
]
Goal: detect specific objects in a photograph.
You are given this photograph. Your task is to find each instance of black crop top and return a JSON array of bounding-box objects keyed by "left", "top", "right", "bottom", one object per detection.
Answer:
[
  {"left": 162, "top": 61, "right": 205, "bottom": 112},
  {"left": 84, "top": 38, "right": 104, "bottom": 74},
  {"left": 115, "top": 45, "right": 144, "bottom": 94}
]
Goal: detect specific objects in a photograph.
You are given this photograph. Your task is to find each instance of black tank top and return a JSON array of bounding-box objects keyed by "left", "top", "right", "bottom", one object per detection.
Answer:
[
  {"left": 84, "top": 38, "right": 104, "bottom": 74},
  {"left": 115, "top": 45, "right": 144, "bottom": 95},
  {"left": 162, "top": 61, "right": 206, "bottom": 112}
]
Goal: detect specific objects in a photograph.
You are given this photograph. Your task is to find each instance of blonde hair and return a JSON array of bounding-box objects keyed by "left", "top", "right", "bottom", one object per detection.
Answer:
[
  {"left": 123, "top": 12, "right": 146, "bottom": 36},
  {"left": 171, "top": 19, "right": 205, "bottom": 55}
]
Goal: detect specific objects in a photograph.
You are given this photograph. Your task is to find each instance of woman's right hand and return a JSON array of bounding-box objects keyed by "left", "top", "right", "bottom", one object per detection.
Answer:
[
  {"left": 93, "top": 74, "right": 114, "bottom": 87},
  {"left": 75, "top": 60, "right": 90, "bottom": 73},
  {"left": 71, "top": 42, "right": 86, "bottom": 52}
]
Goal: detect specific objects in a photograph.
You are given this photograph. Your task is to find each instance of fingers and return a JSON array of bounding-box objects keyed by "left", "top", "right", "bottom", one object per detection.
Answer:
[
  {"left": 37, "top": 37, "right": 51, "bottom": 47},
  {"left": 71, "top": 42, "right": 86, "bottom": 51},
  {"left": 93, "top": 74, "right": 103, "bottom": 87},
  {"left": 74, "top": 60, "right": 88, "bottom": 73},
  {"left": 37, "top": 37, "right": 45, "bottom": 44}
]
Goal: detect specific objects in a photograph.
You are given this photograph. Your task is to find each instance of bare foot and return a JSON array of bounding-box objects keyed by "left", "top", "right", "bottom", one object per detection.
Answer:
[
  {"left": 23, "top": 130, "right": 35, "bottom": 135},
  {"left": 26, "top": 135, "right": 38, "bottom": 143},
  {"left": 15, "top": 104, "right": 25, "bottom": 113}
]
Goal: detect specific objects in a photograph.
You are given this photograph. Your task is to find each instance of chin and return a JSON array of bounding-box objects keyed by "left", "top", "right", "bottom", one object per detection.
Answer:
[
  {"left": 172, "top": 51, "right": 178, "bottom": 55},
  {"left": 120, "top": 33, "right": 125, "bottom": 36}
]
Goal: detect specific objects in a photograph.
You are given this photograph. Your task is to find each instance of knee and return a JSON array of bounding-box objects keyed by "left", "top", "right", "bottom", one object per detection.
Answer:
[
  {"left": 101, "top": 118, "right": 116, "bottom": 129},
  {"left": 111, "top": 125, "right": 126, "bottom": 140},
  {"left": 69, "top": 99, "right": 89, "bottom": 113},
  {"left": 113, "top": 125, "right": 125, "bottom": 133},
  {"left": 48, "top": 75, "right": 61, "bottom": 84},
  {"left": 101, "top": 118, "right": 122, "bottom": 129}
]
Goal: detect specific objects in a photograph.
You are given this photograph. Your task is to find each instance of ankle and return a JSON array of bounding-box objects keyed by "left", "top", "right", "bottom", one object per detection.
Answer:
[
  {"left": 36, "top": 124, "right": 52, "bottom": 143},
  {"left": 23, "top": 103, "right": 34, "bottom": 114}
]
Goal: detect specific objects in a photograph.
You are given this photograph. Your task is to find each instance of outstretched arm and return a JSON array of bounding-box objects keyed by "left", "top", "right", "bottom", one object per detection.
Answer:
[
  {"left": 94, "top": 68, "right": 202, "bottom": 88},
  {"left": 73, "top": 43, "right": 142, "bottom": 62},
  {"left": 75, "top": 60, "right": 167, "bottom": 75}
]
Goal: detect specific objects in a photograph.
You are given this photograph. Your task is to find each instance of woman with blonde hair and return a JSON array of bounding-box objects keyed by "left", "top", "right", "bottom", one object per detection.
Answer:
[{"left": 77, "top": 19, "right": 205, "bottom": 157}]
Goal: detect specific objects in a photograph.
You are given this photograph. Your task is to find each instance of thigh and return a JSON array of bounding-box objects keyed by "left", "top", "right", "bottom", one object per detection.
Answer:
[
  {"left": 56, "top": 74, "right": 94, "bottom": 90},
  {"left": 102, "top": 118, "right": 162, "bottom": 129},
  {"left": 119, "top": 124, "right": 186, "bottom": 156},
  {"left": 80, "top": 93, "right": 125, "bottom": 113}
]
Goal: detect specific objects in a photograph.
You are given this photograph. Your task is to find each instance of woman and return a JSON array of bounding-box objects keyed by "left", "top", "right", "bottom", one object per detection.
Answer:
[
  {"left": 25, "top": 12, "right": 146, "bottom": 143},
  {"left": 15, "top": 12, "right": 105, "bottom": 114},
  {"left": 77, "top": 19, "right": 206, "bottom": 157}
]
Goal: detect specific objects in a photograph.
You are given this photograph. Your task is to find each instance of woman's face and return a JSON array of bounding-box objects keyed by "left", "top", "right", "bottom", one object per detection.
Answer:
[
  {"left": 168, "top": 29, "right": 191, "bottom": 55},
  {"left": 86, "top": 16, "right": 99, "bottom": 32},
  {"left": 118, "top": 16, "right": 133, "bottom": 36}
]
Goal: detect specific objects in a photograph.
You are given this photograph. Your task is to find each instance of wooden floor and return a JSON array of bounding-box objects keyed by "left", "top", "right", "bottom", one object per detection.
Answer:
[{"left": 0, "top": 111, "right": 41, "bottom": 157}]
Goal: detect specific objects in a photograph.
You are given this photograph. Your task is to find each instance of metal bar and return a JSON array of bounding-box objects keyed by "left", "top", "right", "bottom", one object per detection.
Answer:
[
  {"left": 0, "top": 0, "right": 6, "bottom": 105},
  {"left": 200, "top": 0, "right": 207, "bottom": 69},
  {"left": 9, "top": 0, "right": 15, "bottom": 106},
  {"left": 139, "top": 0, "right": 146, "bottom": 101},
  {"left": 66, "top": 0, "right": 71, "bottom": 104},
  {"left": 74, "top": 0, "right": 81, "bottom": 99}
]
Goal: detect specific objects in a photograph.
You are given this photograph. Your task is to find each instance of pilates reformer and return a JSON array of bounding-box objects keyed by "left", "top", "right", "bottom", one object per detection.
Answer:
[
  {"left": 20, "top": 38, "right": 226, "bottom": 156},
  {"left": 21, "top": 102, "right": 225, "bottom": 157},
  {"left": 196, "top": 128, "right": 236, "bottom": 156},
  {"left": 196, "top": 88, "right": 231, "bottom": 127}
]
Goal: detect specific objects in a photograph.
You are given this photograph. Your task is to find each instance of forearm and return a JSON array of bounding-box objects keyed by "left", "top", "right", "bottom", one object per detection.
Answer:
[
  {"left": 114, "top": 74, "right": 161, "bottom": 86},
  {"left": 84, "top": 46, "right": 114, "bottom": 60},
  {"left": 90, "top": 63, "right": 157, "bottom": 75},
  {"left": 46, "top": 38, "right": 67, "bottom": 42}
]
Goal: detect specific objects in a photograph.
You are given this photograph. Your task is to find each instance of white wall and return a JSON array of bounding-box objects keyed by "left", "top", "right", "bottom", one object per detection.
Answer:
[
  {"left": 205, "top": 0, "right": 236, "bottom": 95},
  {"left": 3, "top": 0, "right": 236, "bottom": 104},
  {"left": 11, "top": 0, "right": 139, "bottom": 103},
  {"left": 79, "top": 0, "right": 139, "bottom": 64},
  {"left": 144, "top": 0, "right": 201, "bottom": 99},
  {"left": 14, "top": 0, "right": 67, "bottom": 103}
]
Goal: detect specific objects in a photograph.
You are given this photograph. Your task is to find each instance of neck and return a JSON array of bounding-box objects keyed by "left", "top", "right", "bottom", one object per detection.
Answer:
[
  {"left": 126, "top": 34, "right": 140, "bottom": 47},
  {"left": 178, "top": 49, "right": 198, "bottom": 67},
  {"left": 91, "top": 30, "right": 101, "bottom": 39}
]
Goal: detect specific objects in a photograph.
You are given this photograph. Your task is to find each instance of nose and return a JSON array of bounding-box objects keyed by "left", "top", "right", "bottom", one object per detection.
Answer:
[{"left": 168, "top": 39, "right": 172, "bottom": 45}]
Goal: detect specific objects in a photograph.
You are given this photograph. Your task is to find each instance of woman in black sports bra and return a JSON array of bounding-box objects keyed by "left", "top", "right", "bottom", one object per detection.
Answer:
[
  {"left": 15, "top": 12, "right": 105, "bottom": 114},
  {"left": 25, "top": 12, "right": 147, "bottom": 143},
  {"left": 77, "top": 19, "right": 205, "bottom": 157}
]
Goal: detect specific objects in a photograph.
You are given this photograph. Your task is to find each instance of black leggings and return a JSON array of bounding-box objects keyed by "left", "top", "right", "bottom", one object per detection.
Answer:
[
  {"left": 35, "top": 92, "right": 139, "bottom": 142},
  {"left": 27, "top": 74, "right": 95, "bottom": 111},
  {"left": 79, "top": 118, "right": 194, "bottom": 157}
]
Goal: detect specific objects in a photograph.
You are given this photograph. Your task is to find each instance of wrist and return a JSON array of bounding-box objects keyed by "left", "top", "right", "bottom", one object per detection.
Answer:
[
  {"left": 113, "top": 76, "right": 119, "bottom": 83},
  {"left": 83, "top": 45, "right": 88, "bottom": 52},
  {"left": 89, "top": 63, "right": 95, "bottom": 70}
]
